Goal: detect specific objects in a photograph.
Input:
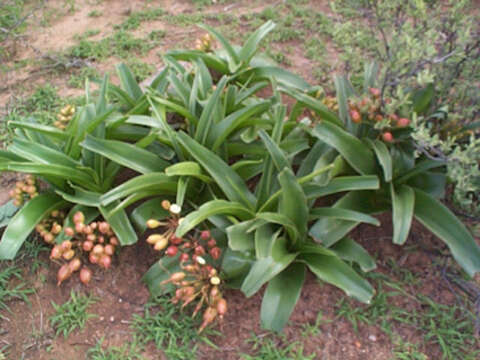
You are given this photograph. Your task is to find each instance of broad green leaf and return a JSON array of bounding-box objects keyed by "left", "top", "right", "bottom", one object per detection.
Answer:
[
  {"left": 101, "top": 173, "right": 177, "bottom": 205},
  {"left": 176, "top": 132, "right": 256, "bottom": 209},
  {"left": 258, "top": 130, "right": 290, "bottom": 172},
  {"left": 130, "top": 198, "right": 170, "bottom": 233},
  {"left": 366, "top": 139, "right": 392, "bottom": 182},
  {"left": 240, "top": 67, "right": 310, "bottom": 91},
  {"left": 221, "top": 248, "right": 254, "bottom": 283},
  {"left": 334, "top": 75, "right": 355, "bottom": 129},
  {"left": 8, "top": 121, "right": 70, "bottom": 141},
  {"left": 391, "top": 184, "right": 415, "bottom": 245},
  {"left": 198, "top": 23, "right": 240, "bottom": 71},
  {"left": 0, "top": 201, "right": 18, "bottom": 228},
  {"left": 309, "top": 207, "right": 380, "bottom": 226},
  {"left": 81, "top": 135, "right": 169, "bottom": 174},
  {"left": 166, "top": 50, "right": 229, "bottom": 74},
  {"left": 301, "top": 253, "right": 374, "bottom": 303},
  {"left": 406, "top": 172, "right": 446, "bottom": 198},
  {"left": 254, "top": 223, "right": 276, "bottom": 259},
  {"left": 100, "top": 202, "right": 137, "bottom": 245},
  {"left": 116, "top": 63, "right": 143, "bottom": 100},
  {"left": 0, "top": 193, "right": 68, "bottom": 260},
  {"left": 311, "top": 122, "right": 376, "bottom": 175},
  {"left": 395, "top": 159, "right": 445, "bottom": 184},
  {"left": 330, "top": 237, "right": 376, "bottom": 272},
  {"left": 412, "top": 84, "right": 434, "bottom": 114},
  {"left": 238, "top": 20, "right": 276, "bottom": 64},
  {"left": 413, "top": 189, "right": 480, "bottom": 277},
  {"left": 278, "top": 169, "right": 308, "bottom": 239},
  {"left": 55, "top": 185, "right": 100, "bottom": 207},
  {"left": 165, "top": 162, "right": 211, "bottom": 183},
  {"left": 303, "top": 175, "right": 380, "bottom": 200},
  {"left": 363, "top": 62, "right": 379, "bottom": 92},
  {"left": 241, "top": 237, "right": 297, "bottom": 297},
  {"left": 261, "top": 263, "right": 305, "bottom": 332},
  {"left": 255, "top": 213, "right": 299, "bottom": 245},
  {"left": 176, "top": 200, "right": 253, "bottom": 237},
  {"left": 226, "top": 220, "right": 256, "bottom": 252}
]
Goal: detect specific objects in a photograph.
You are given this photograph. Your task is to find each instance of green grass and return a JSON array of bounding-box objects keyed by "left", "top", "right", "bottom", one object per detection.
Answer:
[
  {"left": 131, "top": 296, "right": 218, "bottom": 359},
  {"left": 88, "top": 10, "right": 102, "bottom": 18},
  {"left": 68, "top": 67, "right": 101, "bottom": 89},
  {"left": 240, "top": 333, "right": 316, "bottom": 360},
  {"left": 0, "top": 265, "right": 33, "bottom": 312},
  {"left": 87, "top": 337, "right": 145, "bottom": 360},
  {"left": 49, "top": 291, "right": 98, "bottom": 338},
  {"left": 0, "top": 0, "right": 26, "bottom": 43},
  {"left": 115, "top": 7, "right": 165, "bottom": 31}
]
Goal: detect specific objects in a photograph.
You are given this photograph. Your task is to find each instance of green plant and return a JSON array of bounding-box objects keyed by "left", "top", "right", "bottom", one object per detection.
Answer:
[
  {"left": 0, "top": 265, "right": 33, "bottom": 312},
  {"left": 131, "top": 296, "right": 216, "bottom": 359},
  {"left": 240, "top": 333, "right": 315, "bottom": 360},
  {"left": 87, "top": 337, "right": 145, "bottom": 360},
  {"left": 49, "top": 291, "right": 98, "bottom": 337}
]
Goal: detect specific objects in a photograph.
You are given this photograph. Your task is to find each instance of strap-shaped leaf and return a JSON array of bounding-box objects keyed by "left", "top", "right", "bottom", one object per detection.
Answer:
[
  {"left": 116, "top": 63, "right": 143, "bottom": 101},
  {"left": 241, "top": 237, "right": 297, "bottom": 297},
  {"left": 142, "top": 254, "right": 181, "bottom": 296},
  {"left": 278, "top": 168, "right": 308, "bottom": 239},
  {"left": 198, "top": 23, "right": 240, "bottom": 72},
  {"left": 391, "top": 184, "right": 415, "bottom": 245},
  {"left": 309, "top": 207, "right": 380, "bottom": 226},
  {"left": 0, "top": 193, "right": 68, "bottom": 260},
  {"left": 166, "top": 50, "right": 229, "bottom": 74},
  {"left": 256, "top": 213, "right": 299, "bottom": 245},
  {"left": 100, "top": 202, "right": 137, "bottom": 246},
  {"left": 176, "top": 132, "right": 256, "bottom": 209},
  {"left": 258, "top": 130, "right": 290, "bottom": 172},
  {"left": 311, "top": 122, "right": 376, "bottom": 175},
  {"left": 260, "top": 263, "right": 305, "bottom": 332},
  {"left": 165, "top": 162, "right": 212, "bottom": 183},
  {"left": 366, "top": 139, "right": 392, "bottom": 182},
  {"left": 226, "top": 220, "right": 256, "bottom": 252},
  {"left": 242, "top": 67, "right": 310, "bottom": 91},
  {"left": 304, "top": 175, "right": 379, "bottom": 200},
  {"left": 330, "top": 237, "right": 377, "bottom": 272},
  {"left": 8, "top": 121, "right": 70, "bottom": 141},
  {"left": 81, "top": 135, "right": 169, "bottom": 174},
  {"left": 176, "top": 200, "right": 253, "bottom": 237},
  {"left": 238, "top": 20, "right": 276, "bottom": 64},
  {"left": 101, "top": 173, "right": 177, "bottom": 206},
  {"left": 414, "top": 189, "right": 480, "bottom": 277},
  {"left": 301, "top": 253, "right": 374, "bottom": 303},
  {"left": 334, "top": 75, "right": 356, "bottom": 129}
]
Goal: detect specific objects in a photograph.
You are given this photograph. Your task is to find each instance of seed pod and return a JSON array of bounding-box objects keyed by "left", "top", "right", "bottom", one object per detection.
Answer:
[
  {"left": 200, "top": 230, "right": 211, "bottom": 240},
  {"left": 397, "top": 118, "right": 410, "bottom": 127},
  {"left": 375, "top": 114, "right": 383, "bottom": 122},
  {"left": 369, "top": 87, "right": 381, "bottom": 97},
  {"left": 195, "top": 256, "right": 206, "bottom": 265},
  {"left": 161, "top": 200, "right": 171, "bottom": 210},
  {"left": 51, "top": 223, "right": 62, "bottom": 235},
  {"left": 166, "top": 245, "right": 178, "bottom": 257},
  {"left": 92, "top": 244, "right": 104, "bottom": 255},
  {"left": 350, "top": 110, "right": 361, "bottom": 123},
  {"left": 60, "top": 240, "right": 72, "bottom": 252},
  {"left": 63, "top": 249, "right": 75, "bottom": 260},
  {"left": 68, "top": 258, "right": 82, "bottom": 272},
  {"left": 382, "top": 132, "right": 394, "bottom": 143},
  {"left": 83, "top": 240, "right": 94, "bottom": 252},
  {"left": 179, "top": 253, "right": 189, "bottom": 262},
  {"left": 207, "top": 239, "right": 216, "bottom": 248},
  {"left": 194, "top": 245, "right": 206, "bottom": 256},
  {"left": 104, "top": 244, "right": 115, "bottom": 256},
  {"left": 99, "top": 255, "right": 111, "bottom": 269},
  {"left": 170, "top": 236, "right": 183, "bottom": 245},
  {"left": 146, "top": 219, "right": 162, "bottom": 229},
  {"left": 154, "top": 237, "right": 169, "bottom": 251},
  {"left": 98, "top": 222, "right": 110, "bottom": 234},
  {"left": 57, "top": 264, "right": 72, "bottom": 286},
  {"left": 97, "top": 236, "right": 104, "bottom": 244},
  {"left": 170, "top": 272, "right": 186, "bottom": 283},
  {"left": 216, "top": 298, "right": 227, "bottom": 317},
  {"left": 44, "top": 233, "right": 54, "bottom": 244},
  {"left": 50, "top": 246, "right": 62, "bottom": 259},
  {"left": 210, "top": 276, "right": 221, "bottom": 285},
  {"left": 75, "top": 222, "right": 84, "bottom": 233},
  {"left": 87, "top": 234, "right": 96, "bottom": 242},
  {"left": 209, "top": 247, "right": 222, "bottom": 260},
  {"left": 79, "top": 267, "right": 92, "bottom": 285},
  {"left": 83, "top": 225, "right": 93, "bottom": 235},
  {"left": 109, "top": 237, "right": 119, "bottom": 246},
  {"left": 169, "top": 204, "right": 181, "bottom": 215},
  {"left": 64, "top": 227, "right": 75, "bottom": 237},
  {"left": 73, "top": 211, "right": 85, "bottom": 224},
  {"left": 89, "top": 252, "right": 99, "bottom": 264},
  {"left": 199, "top": 307, "right": 217, "bottom": 333},
  {"left": 183, "top": 264, "right": 197, "bottom": 273},
  {"left": 147, "top": 234, "right": 164, "bottom": 245}
]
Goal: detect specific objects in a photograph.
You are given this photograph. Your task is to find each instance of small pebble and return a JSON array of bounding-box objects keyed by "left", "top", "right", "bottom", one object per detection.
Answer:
[
  {"left": 118, "top": 298, "right": 123, "bottom": 303},
  {"left": 368, "top": 334, "right": 377, "bottom": 342},
  {"left": 110, "top": 316, "right": 115, "bottom": 322},
  {"left": 99, "top": 316, "right": 104, "bottom": 321}
]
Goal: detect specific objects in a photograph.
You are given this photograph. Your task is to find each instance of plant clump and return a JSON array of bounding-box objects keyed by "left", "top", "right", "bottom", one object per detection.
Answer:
[
  {"left": 9, "top": 175, "right": 38, "bottom": 207},
  {"left": 49, "top": 211, "right": 118, "bottom": 286}
]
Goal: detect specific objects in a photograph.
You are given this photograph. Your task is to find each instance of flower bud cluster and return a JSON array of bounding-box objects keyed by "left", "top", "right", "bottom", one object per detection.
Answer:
[
  {"left": 35, "top": 210, "right": 65, "bottom": 244},
  {"left": 50, "top": 211, "right": 118, "bottom": 286},
  {"left": 9, "top": 175, "right": 38, "bottom": 207},
  {"left": 54, "top": 104, "right": 75, "bottom": 130},
  {"left": 195, "top": 33, "right": 214, "bottom": 52}
]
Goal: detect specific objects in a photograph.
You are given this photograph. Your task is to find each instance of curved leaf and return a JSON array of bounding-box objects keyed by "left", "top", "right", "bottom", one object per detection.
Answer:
[
  {"left": 391, "top": 184, "right": 415, "bottom": 245},
  {"left": 258, "top": 130, "right": 290, "bottom": 172},
  {"left": 131, "top": 198, "right": 170, "bottom": 233},
  {"left": 261, "top": 263, "right": 305, "bottom": 332},
  {"left": 239, "top": 20, "right": 276, "bottom": 64},
  {"left": 142, "top": 254, "right": 181, "bottom": 296},
  {"left": 176, "top": 200, "right": 253, "bottom": 237},
  {"left": 100, "top": 202, "right": 137, "bottom": 246},
  {"left": 278, "top": 169, "right": 308, "bottom": 239},
  {"left": 0, "top": 194, "right": 68, "bottom": 260},
  {"left": 165, "top": 162, "right": 212, "bottom": 183},
  {"left": 366, "top": 139, "right": 392, "bottom": 182},
  {"left": 330, "top": 237, "right": 377, "bottom": 272},
  {"left": 226, "top": 220, "right": 256, "bottom": 252},
  {"left": 304, "top": 175, "right": 380, "bottom": 200},
  {"left": 414, "top": 189, "right": 480, "bottom": 277},
  {"left": 309, "top": 207, "right": 380, "bottom": 226}
]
